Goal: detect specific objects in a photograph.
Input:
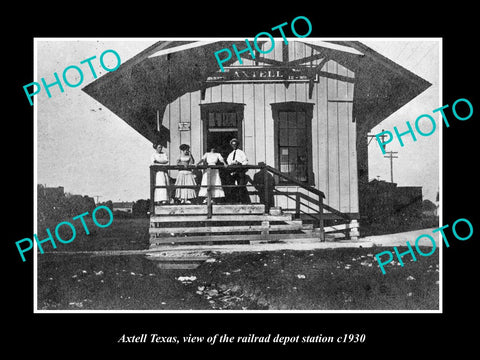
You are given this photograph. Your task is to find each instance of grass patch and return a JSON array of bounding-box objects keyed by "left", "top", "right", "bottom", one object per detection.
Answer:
[{"left": 37, "top": 218, "right": 150, "bottom": 252}]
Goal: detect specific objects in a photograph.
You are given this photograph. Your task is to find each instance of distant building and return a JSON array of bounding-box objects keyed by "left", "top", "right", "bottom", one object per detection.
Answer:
[
  {"left": 360, "top": 179, "right": 423, "bottom": 222},
  {"left": 39, "top": 186, "right": 65, "bottom": 201},
  {"left": 395, "top": 186, "right": 423, "bottom": 215},
  {"left": 112, "top": 202, "right": 134, "bottom": 213}
]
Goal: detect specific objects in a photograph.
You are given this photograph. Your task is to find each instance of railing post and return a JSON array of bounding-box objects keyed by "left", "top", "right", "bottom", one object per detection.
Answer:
[
  {"left": 318, "top": 194, "right": 324, "bottom": 241},
  {"left": 263, "top": 165, "right": 269, "bottom": 214},
  {"left": 207, "top": 167, "right": 212, "bottom": 219},
  {"left": 150, "top": 166, "right": 155, "bottom": 215},
  {"left": 295, "top": 192, "right": 300, "bottom": 219}
]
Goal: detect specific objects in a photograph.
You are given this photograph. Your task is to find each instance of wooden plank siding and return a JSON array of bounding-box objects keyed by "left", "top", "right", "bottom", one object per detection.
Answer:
[{"left": 159, "top": 41, "right": 358, "bottom": 214}]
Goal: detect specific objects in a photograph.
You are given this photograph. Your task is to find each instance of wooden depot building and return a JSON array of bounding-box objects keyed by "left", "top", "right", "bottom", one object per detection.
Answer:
[{"left": 83, "top": 39, "right": 430, "bottom": 246}]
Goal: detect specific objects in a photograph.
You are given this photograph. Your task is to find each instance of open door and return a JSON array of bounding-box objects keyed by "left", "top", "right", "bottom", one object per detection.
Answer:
[{"left": 200, "top": 102, "right": 245, "bottom": 160}]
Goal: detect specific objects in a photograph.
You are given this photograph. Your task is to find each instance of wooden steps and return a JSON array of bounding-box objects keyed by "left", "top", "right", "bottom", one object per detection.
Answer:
[
  {"left": 150, "top": 223, "right": 304, "bottom": 234},
  {"left": 149, "top": 204, "right": 323, "bottom": 247}
]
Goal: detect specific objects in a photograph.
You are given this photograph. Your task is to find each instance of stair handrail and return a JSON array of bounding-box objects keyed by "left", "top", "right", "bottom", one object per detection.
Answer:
[
  {"left": 294, "top": 191, "right": 351, "bottom": 221},
  {"left": 263, "top": 165, "right": 350, "bottom": 225},
  {"left": 263, "top": 165, "right": 325, "bottom": 199}
]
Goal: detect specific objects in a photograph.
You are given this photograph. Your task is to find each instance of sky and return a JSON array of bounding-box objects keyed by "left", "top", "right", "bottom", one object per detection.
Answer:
[
  {"left": 35, "top": 38, "right": 440, "bottom": 203},
  {"left": 362, "top": 40, "right": 440, "bottom": 203}
]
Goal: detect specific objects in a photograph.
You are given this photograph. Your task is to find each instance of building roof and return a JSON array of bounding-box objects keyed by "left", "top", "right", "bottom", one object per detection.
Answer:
[
  {"left": 328, "top": 41, "right": 432, "bottom": 132},
  {"left": 82, "top": 40, "right": 431, "bottom": 144},
  {"left": 83, "top": 41, "right": 245, "bottom": 146},
  {"left": 112, "top": 201, "right": 134, "bottom": 208}
]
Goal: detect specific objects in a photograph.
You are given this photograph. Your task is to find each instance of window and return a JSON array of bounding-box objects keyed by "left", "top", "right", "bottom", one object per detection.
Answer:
[
  {"left": 207, "top": 111, "right": 239, "bottom": 129},
  {"left": 271, "top": 102, "right": 314, "bottom": 184}
]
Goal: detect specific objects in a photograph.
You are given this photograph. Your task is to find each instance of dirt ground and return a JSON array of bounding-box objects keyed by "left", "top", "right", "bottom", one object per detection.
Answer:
[
  {"left": 36, "top": 218, "right": 439, "bottom": 311},
  {"left": 37, "top": 248, "right": 439, "bottom": 311}
]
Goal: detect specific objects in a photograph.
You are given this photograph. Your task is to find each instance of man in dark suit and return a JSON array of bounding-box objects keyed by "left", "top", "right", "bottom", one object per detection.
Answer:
[{"left": 226, "top": 138, "right": 250, "bottom": 204}]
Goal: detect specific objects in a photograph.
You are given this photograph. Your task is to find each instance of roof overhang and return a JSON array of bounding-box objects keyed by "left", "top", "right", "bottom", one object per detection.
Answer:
[
  {"left": 82, "top": 40, "right": 247, "bottom": 145},
  {"left": 82, "top": 40, "right": 432, "bottom": 143},
  {"left": 327, "top": 40, "right": 432, "bottom": 132}
]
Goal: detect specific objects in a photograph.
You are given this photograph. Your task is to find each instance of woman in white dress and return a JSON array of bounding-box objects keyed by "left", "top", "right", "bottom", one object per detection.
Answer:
[
  {"left": 197, "top": 147, "right": 227, "bottom": 203},
  {"left": 151, "top": 143, "right": 170, "bottom": 204},
  {"left": 174, "top": 144, "right": 197, "bottom": 204}
]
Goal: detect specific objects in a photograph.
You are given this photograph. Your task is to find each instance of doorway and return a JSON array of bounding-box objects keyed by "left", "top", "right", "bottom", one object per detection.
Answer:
[
  {"left": 200, "top": 102, "right": 245, "bottom": 159},
  {"left": 200, "top": 102, "right": 246, "bottom": 203},
  {"left": 207, "top": 130, "right": 238, "bottom": 160}
]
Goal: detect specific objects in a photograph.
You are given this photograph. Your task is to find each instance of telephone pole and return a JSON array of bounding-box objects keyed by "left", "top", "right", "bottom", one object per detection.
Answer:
[
  {"left": 383, "top": 151, "right": 398, "bottom": 183},
  {"left": 367, "top": 129, "right": 387, "bottom": 149}
]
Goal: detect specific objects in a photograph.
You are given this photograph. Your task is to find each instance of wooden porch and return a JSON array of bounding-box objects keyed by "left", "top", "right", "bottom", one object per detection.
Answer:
[{"left": 149, "top": 164, "right": 357, "bottom": 248}]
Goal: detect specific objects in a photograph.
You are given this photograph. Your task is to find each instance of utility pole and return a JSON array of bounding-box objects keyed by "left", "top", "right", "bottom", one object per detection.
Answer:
[
  {"left": 367, "top": 129, "right": 387, "bottom": 149},
  {"left": 93, "top": 195, "right": 102, "bottom": 204},
  {"left": 383, "top": 151, "right": 398, "bottom": 183}
]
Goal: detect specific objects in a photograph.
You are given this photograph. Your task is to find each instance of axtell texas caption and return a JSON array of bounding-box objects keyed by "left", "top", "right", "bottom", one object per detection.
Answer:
[{"left": 117, "top": 334, "right": 179, "bottom": 344}]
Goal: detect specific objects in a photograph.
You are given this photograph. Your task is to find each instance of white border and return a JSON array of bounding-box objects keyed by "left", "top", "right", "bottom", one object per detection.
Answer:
[
  {"left": 438, "top": 38, "right": 443, "bottom": 313},
  {"left": 33, "top": 38, "right": 39, "bottom": 312},
  {"left": 33, "top": 37, "right": 443, "bottom": 314}
]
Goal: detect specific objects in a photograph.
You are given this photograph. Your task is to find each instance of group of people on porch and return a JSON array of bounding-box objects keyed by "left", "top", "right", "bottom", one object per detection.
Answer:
[{"left": 151, "top": 138, "right": 272, "bottom": 205}]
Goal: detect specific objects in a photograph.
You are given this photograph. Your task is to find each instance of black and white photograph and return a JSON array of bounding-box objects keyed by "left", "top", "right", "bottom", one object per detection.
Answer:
[
  {"left": 6, "top": 8, "right": 478, "bottom": 354},
  {"left": 33, "top": 37, "right": 441, "bottom": 312}
]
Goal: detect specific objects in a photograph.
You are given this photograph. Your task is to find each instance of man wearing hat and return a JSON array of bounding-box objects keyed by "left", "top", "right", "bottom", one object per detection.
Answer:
[{"left": 226, "top": 138, "right": 250, "bottom": 204}]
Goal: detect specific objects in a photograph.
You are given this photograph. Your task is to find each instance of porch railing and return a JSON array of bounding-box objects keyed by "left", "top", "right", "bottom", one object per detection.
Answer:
[
  {"left": 150, "top": 164, "right": 265, "bottom": 217},
  {"left": 150, "top": 163, "right": 349, "bottom": 231}
]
